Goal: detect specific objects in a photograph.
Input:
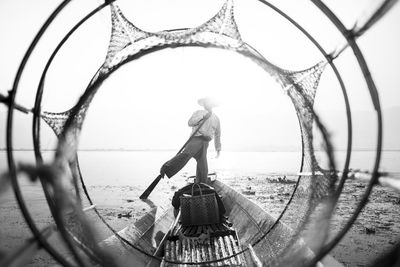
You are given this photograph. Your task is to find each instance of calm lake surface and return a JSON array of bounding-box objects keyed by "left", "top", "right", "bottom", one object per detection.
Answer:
[{"left": 1, "top": 150, "right": 399, "bottom": 187}]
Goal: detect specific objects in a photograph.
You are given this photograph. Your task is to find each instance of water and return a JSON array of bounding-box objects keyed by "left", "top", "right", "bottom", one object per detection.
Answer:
[{"left": 1, "top": 150, "right": 399, "bottom": 187}]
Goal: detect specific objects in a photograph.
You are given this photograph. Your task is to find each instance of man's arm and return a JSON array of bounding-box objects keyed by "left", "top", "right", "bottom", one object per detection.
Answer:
[{"left": 214, "top": 118, "right": 221, "bottom": 157}]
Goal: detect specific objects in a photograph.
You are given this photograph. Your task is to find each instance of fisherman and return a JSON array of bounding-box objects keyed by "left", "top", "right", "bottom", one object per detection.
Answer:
[{"left": 160, "top": 97, "right": 221, "bottom": 183}]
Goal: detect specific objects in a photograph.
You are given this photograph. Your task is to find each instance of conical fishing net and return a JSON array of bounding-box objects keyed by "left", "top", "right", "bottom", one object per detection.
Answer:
[{"left": 1, "top": 0, "right": 398, "bottom": 266}]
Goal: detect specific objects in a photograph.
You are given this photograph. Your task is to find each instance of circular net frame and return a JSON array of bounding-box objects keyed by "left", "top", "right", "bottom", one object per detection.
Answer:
[{"left": 2, "top": 0, "right": 392, "bottom": 266}]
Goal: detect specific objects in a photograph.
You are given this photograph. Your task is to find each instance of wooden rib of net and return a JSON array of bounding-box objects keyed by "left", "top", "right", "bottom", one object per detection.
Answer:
[
  {"left": 39, "top": 1, "right": 337, "bottom": 265},
  {"left": 3, "top": 0, "right": 396, "bottom": 265},
  {"left": 2, "top": 0, "right": 394, "bottom": 265}
]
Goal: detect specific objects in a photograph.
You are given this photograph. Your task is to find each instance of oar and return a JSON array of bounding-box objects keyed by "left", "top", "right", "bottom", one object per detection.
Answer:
[{"left": 139, "top": 114, "right": 210, "bottom": 199}]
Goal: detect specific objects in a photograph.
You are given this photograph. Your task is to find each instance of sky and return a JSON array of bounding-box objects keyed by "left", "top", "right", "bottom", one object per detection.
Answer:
[{"left": 0, "top": 0, "right": 399, "bottom": 152}]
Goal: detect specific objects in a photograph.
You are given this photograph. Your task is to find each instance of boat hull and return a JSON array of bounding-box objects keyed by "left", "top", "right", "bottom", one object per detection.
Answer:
[{"left": 99, "top": 180, "right": 341, "bottom": 266}]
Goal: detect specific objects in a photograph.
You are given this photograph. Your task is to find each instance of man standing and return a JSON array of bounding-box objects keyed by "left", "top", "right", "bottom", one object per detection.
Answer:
[{"left": 160, "top": 97, "right": 221, "bottom": 183}]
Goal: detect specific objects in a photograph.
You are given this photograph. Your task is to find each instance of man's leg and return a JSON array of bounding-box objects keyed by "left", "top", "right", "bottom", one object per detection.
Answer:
[
  {"left": 194, "top": 140, "right": 209, "bottom": 183},
  {"left": 161, "top": 138, "right": 203, "bottom": 178},
  {"left": 161, "top": 153, "right": 191, "bottom": 178}
]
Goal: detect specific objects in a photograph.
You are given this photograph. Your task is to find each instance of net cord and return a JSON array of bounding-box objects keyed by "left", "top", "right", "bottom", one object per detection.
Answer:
[
  {"left": 5, "top": 1, "right": 76, "bottom": 266},
  {"left": 43, "top": 1, "right": 349, "bottom": 265},
  {"left": 30, "top": 2, "right": 117, "bottom": 267},
  {"left": 308, "top": 1, "right": 383, "bottom": 264},
  {"left": 244, "top": 1, "right": 354, "bottom": 261},
  {"left": 54, "top": 37, "right": 337, "bottom": 267},
  {"left": 8, "top": 0, "right": 388, "bottom": 264},
  {"left": 353, "top": 0, "right": 399, "bottom": 37}
]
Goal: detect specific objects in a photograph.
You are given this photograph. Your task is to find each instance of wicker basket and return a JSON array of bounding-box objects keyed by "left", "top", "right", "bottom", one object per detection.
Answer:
[{"left": 180, "top": 183, "right": 220, "bottom": 226}]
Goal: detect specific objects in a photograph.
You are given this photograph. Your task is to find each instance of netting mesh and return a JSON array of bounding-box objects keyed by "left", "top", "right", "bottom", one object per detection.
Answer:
[
  {"left": 2, "top": 0, "right": 395, "bottom": 266},
  {"left": 37, "top": 1, "right": 337, "bottom": 266}
]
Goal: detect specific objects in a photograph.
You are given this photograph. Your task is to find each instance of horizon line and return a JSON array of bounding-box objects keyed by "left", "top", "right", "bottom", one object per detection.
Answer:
[{"left": 1, "top": 148, "right": 400, "bottom": 152}]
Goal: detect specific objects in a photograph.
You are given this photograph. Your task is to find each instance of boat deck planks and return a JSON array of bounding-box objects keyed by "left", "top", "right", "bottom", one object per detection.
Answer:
[{"left": 97, "top": 180, "right": 342, "bottom": 266}]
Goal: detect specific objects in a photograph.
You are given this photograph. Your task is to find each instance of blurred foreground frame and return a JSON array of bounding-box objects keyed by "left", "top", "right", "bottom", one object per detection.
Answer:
[{"left": 1, "top": 0, "right": 400, "bottom": 266}]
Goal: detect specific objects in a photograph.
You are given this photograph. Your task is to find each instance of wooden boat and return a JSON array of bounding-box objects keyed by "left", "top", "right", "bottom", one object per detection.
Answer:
[{"left": 100, "top": 180, "right": 342, "bottom": 266}]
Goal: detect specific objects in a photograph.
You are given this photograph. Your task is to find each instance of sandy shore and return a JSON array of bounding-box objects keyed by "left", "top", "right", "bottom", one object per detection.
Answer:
[
  {"left": 221, "top": 175, "right": 400, "bottom": 266},
  {"left": 1, "top": 174, "right": 399, "bottom": 266}
]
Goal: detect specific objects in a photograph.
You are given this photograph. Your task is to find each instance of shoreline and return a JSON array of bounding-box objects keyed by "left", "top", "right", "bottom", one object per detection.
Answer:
[
  {"left": 2, "top": 149, "right": 400, "bottom": 152},
  {"left": 1, "top": 174, "right": 399, "bottom": 266}
]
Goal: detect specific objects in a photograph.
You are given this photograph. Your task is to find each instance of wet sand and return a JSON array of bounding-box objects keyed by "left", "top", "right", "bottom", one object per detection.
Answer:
[
  {"left": 1, "top": 174, "right": 399, "bottom": 266},
  {"left": 221, "top": 175, "right": 400, "bottom": 266}
]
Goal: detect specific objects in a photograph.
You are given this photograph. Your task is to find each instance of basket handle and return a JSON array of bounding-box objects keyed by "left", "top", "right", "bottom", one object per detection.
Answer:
[{"left": 191, "top": 183, "right": 202, "bottom": 196}]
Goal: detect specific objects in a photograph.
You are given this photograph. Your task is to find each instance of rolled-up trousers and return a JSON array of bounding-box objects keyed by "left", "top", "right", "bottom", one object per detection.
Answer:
[{"left": 162, "top": 136, "right": 210, "bottom": 183}]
